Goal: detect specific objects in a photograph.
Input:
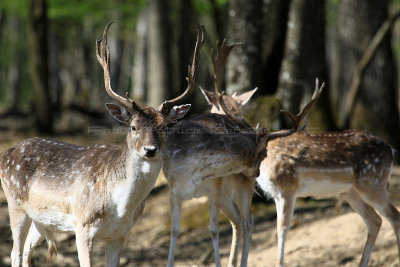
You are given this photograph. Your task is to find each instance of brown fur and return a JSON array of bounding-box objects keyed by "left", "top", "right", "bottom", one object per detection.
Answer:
[
  {"left": 257, "top": 130, "right": 400, "bottom": 267},
  {"left": 0, "top": 104, "right": 189, "bottom": 267},
  {"left": 164, "top": 91, "right": 268, "bottom": 267}
]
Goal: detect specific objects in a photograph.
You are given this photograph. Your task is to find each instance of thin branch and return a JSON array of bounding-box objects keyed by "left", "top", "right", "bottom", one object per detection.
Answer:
[{"left": 339, "top": 9, "right": 400, "bottom": 128}]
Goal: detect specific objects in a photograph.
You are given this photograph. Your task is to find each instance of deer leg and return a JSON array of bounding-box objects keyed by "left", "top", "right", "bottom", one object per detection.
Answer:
[
  {"left": 240, "top": 180, "right": 255, "bottom": 267},
  {"left": 209, "top": 199, "right": 222, "bottom": 267},
  {"left": 221, "top": 176, "right": 254, "bottom": 267},
  {"left": 345, "top": 189, "right": 382, "bottom": 267},
  {"left": 167, "top": 192, "right": 182, "bottom": 267},
  {"left": 240, "top": 210, "right": 253, "bottom": 267},
  {"left": 357, "top": 185, "right": 400, "bottom": 264},
  {"left": 383, "top": 203, "right": 400, "bottom": 263},
  {"left": 274, "top": 194, "right": 296, "bottom": 267},
  {"left": 22, "top": 222, "right": 45, "bottom": 267},
  {"left": 75, "top": 225, "right": 93, "bottom": 267},
  {"left": 105, "top": 237, "right": 125, "bottom": 267},
  {"left": 229, "top": 220, "right": 240, "bottom": 267},
  {"left": 9, "top": 210, "right": 31, "bottom": 267},
  {"left": 221, "top": 201, "right": 241, "bottom": 267}
]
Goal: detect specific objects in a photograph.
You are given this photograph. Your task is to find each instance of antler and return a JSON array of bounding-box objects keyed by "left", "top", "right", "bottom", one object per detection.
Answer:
[
  {"left": 96, "top": 21, "right": 141, "bottom": 113},
  {"left": 211, "top": 39, "right": 249, "bottom": 128},
  {"left": 158, "top": 25, "right": 205, "bottom": 115},
  {"left": 281, "top": 78, "right": 325, "bottom": 131},
  {"left": 268, "top": 78, "right": 325, "bottom": 140}
]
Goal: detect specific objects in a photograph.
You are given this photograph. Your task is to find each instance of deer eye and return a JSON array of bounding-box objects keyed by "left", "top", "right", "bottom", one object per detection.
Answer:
[{"left": 130, "top": 126, "right": 136, "bottom": 132}]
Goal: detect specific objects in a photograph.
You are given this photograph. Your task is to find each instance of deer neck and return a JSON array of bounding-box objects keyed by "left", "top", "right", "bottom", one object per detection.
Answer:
[{"left": 109, "top": 141, "right": 161, "bottom": 218}]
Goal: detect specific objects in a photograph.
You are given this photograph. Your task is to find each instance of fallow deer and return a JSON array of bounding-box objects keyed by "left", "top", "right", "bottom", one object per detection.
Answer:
[
  {"left": 0, "top": 22, "right": 204, "bottom": 267},
  {"left": 163, "top": 39, "right": 324, "bottom": 267},
  {"left": 256, "top": 104, "right": 400, "bottom": 266}
]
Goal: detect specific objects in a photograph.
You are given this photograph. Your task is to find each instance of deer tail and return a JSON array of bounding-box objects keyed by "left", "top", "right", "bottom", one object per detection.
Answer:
[{"left": 46, "top": 238, "right": 58, "bottom": 266}]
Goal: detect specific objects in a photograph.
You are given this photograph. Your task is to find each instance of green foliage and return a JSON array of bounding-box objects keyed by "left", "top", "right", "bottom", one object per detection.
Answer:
[
  {"left": 0, "top": 0, "right": 29, "bottom": 17},
  {"left": 48, "top": 0, "right": 146, "bottom": 22},
  {"left": 193, "top": 0, "right": 228, "bottom": 15},
  {"left": 326, "top": 0, "right": 339, "bottom": 26},
  {"left": 1, "top": 0, "right": 147, "bottom": 21}
]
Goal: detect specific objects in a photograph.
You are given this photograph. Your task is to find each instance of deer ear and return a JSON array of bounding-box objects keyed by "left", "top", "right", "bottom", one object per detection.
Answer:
[
  {"left": 166, "top": 104, "right": 191, "bottom": 123},
  {"left": 200, "top": 87, "right": 217, "bottom": 106},
  {"left": 233, "top": 87, "right": 258, "bottom": 105},
  {"left": 105, "top": 103, "right": 131, "bottom": 124}
]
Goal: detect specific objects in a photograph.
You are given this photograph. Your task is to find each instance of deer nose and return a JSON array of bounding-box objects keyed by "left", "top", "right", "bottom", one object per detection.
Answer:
[{"left": 143, "top": 146, "right": 159, "bottom": 158}]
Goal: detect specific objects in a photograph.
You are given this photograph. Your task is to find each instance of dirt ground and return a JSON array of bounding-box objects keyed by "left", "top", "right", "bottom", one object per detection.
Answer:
[{"left": 0, "top": 131, "right": 399, "bottom": 267}]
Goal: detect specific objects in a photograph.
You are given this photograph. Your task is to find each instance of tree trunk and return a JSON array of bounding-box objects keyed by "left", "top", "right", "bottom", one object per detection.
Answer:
[
  {"left": 177, "top": 0, "right": 202, "bottom": 112},
  {"left": 28, "top": 0, "right": 53, "bottom": 133},
  {"left": 5, "top": 15, "right": 22, "bottom": 112},
  {"left": 209, "top": 0, "right": 225, "bottom": 38},
  {"left": 261, "top": 0, "right": 291, "bottom": 94},
  {"left": 0, "top": 10, "right": 4, "bottom": 41},
  {"left": 331, "top": 0, "right": 400, "bottom": 149},
  {"left": 276, "top": 0, "right": 333, "bottom": 131},
  {"left": 131, "top": 9, "right": 148, "bottom": 106},
  {"left": 226, "top": 0, "right": 263, "bottom": 95},
  {"left": 48, "top": 29, "right": 62, "bottom": 111},
  {"left": 6, "top": 63, "right": 21, "bottom": 112},
  {"left": 147, "top": 0, "right": 172, "bottom": 107}
]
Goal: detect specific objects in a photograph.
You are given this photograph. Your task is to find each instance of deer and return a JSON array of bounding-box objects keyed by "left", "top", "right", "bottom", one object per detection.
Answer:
[
  {"left": 163, "top": 38, "right": 324, "bottom": 267},
  {"left": 0, "top": 22, "right": 204, "bottom": 267},
  {"left": 255, "top": 88, "right": 400, "bottom": 266}
]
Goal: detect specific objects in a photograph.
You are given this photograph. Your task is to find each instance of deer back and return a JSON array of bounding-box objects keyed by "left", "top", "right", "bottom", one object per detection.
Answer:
[
  {"left": 1, "top": 138, "right": 121, "bottom": 210},
  {"left": 259, "top": 130, "right": 394, "bottom": 194},
  {"left": 163, "top": 113, "right": 268, "bottom": 182}
]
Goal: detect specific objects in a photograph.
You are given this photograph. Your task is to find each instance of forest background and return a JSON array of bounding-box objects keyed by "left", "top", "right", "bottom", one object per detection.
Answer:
[
  {"left": 0, "top": 0, "right": 400, "bottom": 152},
  {"left": 1, "top": 1, "right": 400, "bottom": 266}
]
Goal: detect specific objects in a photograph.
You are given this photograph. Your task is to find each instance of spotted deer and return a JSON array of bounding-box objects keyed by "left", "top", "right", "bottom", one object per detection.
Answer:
[
  {"left": 256, "top": 124, "right": 400, "bottom": 266},
  {"left": 163, "top": 39, "right": 324, "bottom": 267},
  {"left": 0, "top": 22, "right": 204, "bottom": 267}
]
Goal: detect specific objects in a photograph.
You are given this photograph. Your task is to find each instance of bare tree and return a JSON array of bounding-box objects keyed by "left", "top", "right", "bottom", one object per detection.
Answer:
[
  {"left": 261, "top": 0, "right": 291, "bottom": 94},
  {"left": 331, "top": 0, "right": 400, "bottom": 149},
  {"left": 28, "top": 0, "right": 52, "bottom": 133},
  {"left": 225, "top": 0, "right": 263, "bottom": 95},
  {"left": 176, "top": 0, "right": 199, "bottom": 112},
  {"left": 147, "top": 0, "right": 172, "bottom": 107},
  {"left": 131, "top": 9, "right": 148, "bottom": 106},
  {"left": 276, "top": 0, "right": 334, "bottom": 131},
  {"left": 5, "top": 15, "right": 22, "bottom": 113}
]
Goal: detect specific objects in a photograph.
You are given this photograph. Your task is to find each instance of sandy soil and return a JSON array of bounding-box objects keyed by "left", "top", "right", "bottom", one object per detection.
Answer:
[{"left": 0, "top": 132, "right": 399, "bottom": 267}]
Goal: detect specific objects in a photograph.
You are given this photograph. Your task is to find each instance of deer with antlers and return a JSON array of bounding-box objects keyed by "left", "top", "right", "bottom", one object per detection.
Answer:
[
  {"left": 0, "top": 22, "right": 204, "bottom": 267},
  {"left": 255, "top": 90, "right": 400, "bottom": 266},
  {"left": 163, "top": 38, "right": 323, "bottom": 267}
]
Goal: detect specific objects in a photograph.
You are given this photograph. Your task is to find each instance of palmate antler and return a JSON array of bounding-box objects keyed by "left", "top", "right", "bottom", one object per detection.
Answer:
[
  {"left": 210, "top": 39, "right": 324, "bottom": 139},
  {"left": 211, "top": 39, "right": 249, "bottom": 128},
  {"left": 96, "top": 21, "right": 141, "bottom": 114},
  {"left": 268, "top": 79, "right": 325, "bottom": 140},
  {"left": 158, "top": 25, "right": 206, "bottom": 115},
  {"left": 281, "top": 78, "right": 325, "bottom": 131},
  {"left": 97, "top": 22, "right": 205, "bottom": 116}
]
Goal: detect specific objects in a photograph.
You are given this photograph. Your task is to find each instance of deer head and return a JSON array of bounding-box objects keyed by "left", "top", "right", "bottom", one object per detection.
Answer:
[
  {"left": 202, "top": 38, "right": 324, "bottom": 140},
  {"left": 97, "top": 22, "right": 205, "bottom": 158},
  {"left": 200, "top": 87, "right": 258, "bottom": 116}
]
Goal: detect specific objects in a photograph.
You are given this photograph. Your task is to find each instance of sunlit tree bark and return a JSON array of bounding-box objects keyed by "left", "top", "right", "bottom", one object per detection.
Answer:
[
  {"left": 226, "top": 0, "right": 263, "bottom": 95},
  {"left": 147, "top": 0, "right": 172, "bottom": 107},
  {"left": 277, "top": 0, "right": 334, "bottom": 131}
]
